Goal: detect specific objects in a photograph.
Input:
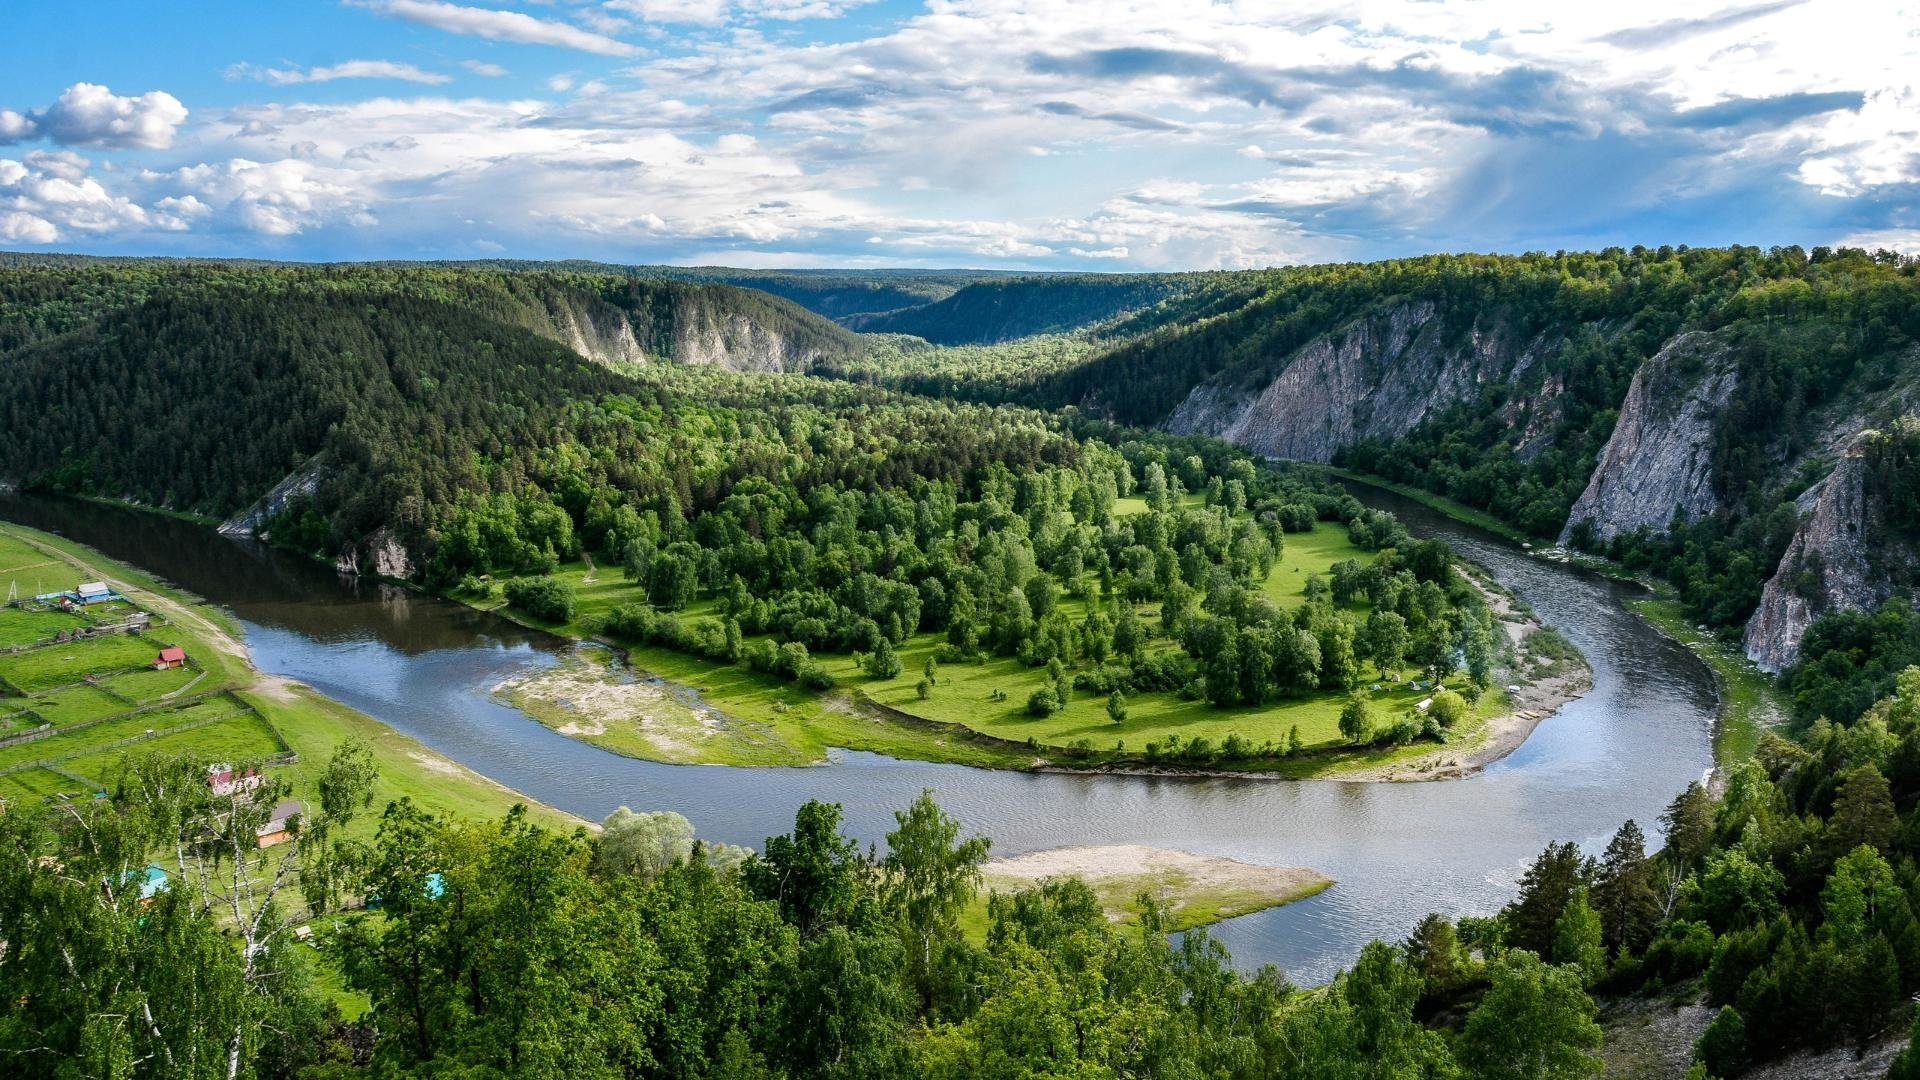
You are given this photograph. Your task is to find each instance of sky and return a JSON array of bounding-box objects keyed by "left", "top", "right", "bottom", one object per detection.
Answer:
[{"left": 0, "top": 0, "right": 1916, "bottom": 270}]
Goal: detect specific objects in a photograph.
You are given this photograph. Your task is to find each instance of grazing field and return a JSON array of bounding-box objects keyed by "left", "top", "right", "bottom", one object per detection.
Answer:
[
  {"left": 0, "top": 767, "right": 90, "bottom": 801},
  {"left": 99, "top": 663, "right": 205, "bottom": 703},
  {"left": 0, "top": 632, "right": 170, "bottom": 692},
  {"left": 61, "top": 712, "right": 287, "bottom": 785},
  {"left": 20, "top": 684, "right": 126, "bottom": 725},
  {"left": 0, "top": 605, "right": 87, "bottom": 647}
]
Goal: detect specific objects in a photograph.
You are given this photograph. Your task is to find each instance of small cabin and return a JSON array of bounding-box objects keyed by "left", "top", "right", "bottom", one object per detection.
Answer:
[
  {"left": 74, "top": 581, "right": 112, "bottom": 605},
  {"left": 153, "top": 646, "right": 187, "bottom": 670},
  {"left": 256, "top": 800, "right": 304, "bottom": 848}
]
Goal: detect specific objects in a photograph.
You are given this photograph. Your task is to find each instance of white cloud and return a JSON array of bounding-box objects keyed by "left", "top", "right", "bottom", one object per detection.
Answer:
[
  {"left": 361, "top": 0, "right": 642, "bottom": 57},
  {"left": 1794, "top": 86, "right": 1920, "bottom": 196},
  {"left": 0, "top": 151, "right": 159, "bottom": 241},
  {"left": 0, "top": 211, "right": 59, "bottom": 244},
  {"left": 0, "top": 83, "right": 188, "bottom": 150},
  {"left": 237, "top": 60, "right": 453, "bottom": 86},
  {"left": 171, "top": 157, "right": 373, "bottom": 236},
  {"left": 606, "top": 0, "right": 877, "bottom": 24},
  {"left": 7, "top": 0, "right": 1917, "bottom": 267}
]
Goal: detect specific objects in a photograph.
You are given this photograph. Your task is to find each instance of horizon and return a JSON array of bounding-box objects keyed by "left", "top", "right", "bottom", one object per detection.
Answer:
[{"left": 2, "top": 1, "right": 1916, "bottom": 271}]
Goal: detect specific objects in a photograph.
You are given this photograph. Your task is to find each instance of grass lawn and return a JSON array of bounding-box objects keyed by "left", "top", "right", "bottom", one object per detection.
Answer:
[
  {"left": 1634, "top": 597, "right": 1784, "bottom": 767},
  {"left": 0, "top": 606, "right": 88, "bottom": 647},
  {"left": 22, "top": 684, "right": 127, "bottom": 725},
  {"left": 0, "top": 633, "right": 170, "bottom": 692},
  {"left": 61, "top": 712, "right": 287, "bottom": 785},
  {"left": 0, "top": 767, "right": 92, "bottom": 801},
  {"left": 100, "top": 664, "right": 207, "bottom": 703},
  {"left": 0, "top": 696, "right": 252, "bottom": 772}
]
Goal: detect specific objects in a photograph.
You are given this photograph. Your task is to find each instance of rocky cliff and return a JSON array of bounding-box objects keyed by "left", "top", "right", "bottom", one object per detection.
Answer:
[
  {"left": 1164, "top": 300, "right": 1549, "bottom": 462},
  {"left": 1559, "top": 332, "right": 1738, "bottom": 545},
  {"left": 672, "top": 305, "right": 829, "bottom": 372},
  {"left": 537, "top": 288, "right": 839, "bottom": 372},
  {"left": 334, "top": 526, "right": 415, "bottom": 580},
  {"left": 1743, "top": 445, "right": 1885, "bottom": 671},
  {"left": 546, "top": 295, "right": 647, "bottom": 367},
  {"left": 217, "top": 459, "right": 330, "bottom": 538}
]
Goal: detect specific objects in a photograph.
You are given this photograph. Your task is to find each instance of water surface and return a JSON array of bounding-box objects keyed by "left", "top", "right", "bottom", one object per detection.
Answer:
[{"left": 0, "top": 490, "right": 1716, "bottom": 983}]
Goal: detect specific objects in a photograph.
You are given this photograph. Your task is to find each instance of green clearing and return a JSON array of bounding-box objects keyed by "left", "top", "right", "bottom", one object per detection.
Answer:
[
  {"left": 0, "top": 633, "right": 170, "bottom": 692},
  {"left": 1633, "top": 597, "right": 1784, "bottom": 766},
  {"left": 60, "top": 713, "right": 286, "bottom": 785},
  {"left": 479, "top": 520, "right": 1494, "bottom": 772},
  {"left": 0, "top": 696, "right": 252, "bottom": 771},
  {"left": 20, "top": 684, "right": 127, "bottom": 725},
  {"left": 0, "top": 767, "right": 91, "bottom": 801},
  {"left": 0, "top": 606, "right": 87, "bottom": 647},
  {"left": 99, "top": 664, "right": 206, "bottom": 703}
]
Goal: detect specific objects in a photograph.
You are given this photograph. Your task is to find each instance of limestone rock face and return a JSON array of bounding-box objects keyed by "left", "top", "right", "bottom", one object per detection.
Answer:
[
  {"left": 334, "top": 526, "right": 416, "bottom": 580},
  {"left": 1559, "top": 332, "right": 1737, "bottom": 545},
  {"left": 673, "top": 309, "right": 824, "bottom": 372},
  {"left": 551, "top": 297, "right": 646, "bottom": 367},
  {"left": 1743, "top": 447, "right": 1886, "bottom": 671},
  {"left": 218, "top": 459, "right": 329, "bottom": 538},
  {"left": 542, "top": 291, "right": 825, "bottom": 372},
  {"left": 1163, "top": 300, "right": 1544, "bottom": 462}
]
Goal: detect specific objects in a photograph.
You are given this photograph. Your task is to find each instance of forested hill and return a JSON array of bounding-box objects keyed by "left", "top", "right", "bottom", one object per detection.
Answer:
[
  {"left": 0, "top": 261, "right": 859, "bottom": 521},
  {"left": 843, "top": 274, "right": 1192, "bottom": 343},
  {"left": 849, "top": 246, "right": 1920, "bottom": 673}
]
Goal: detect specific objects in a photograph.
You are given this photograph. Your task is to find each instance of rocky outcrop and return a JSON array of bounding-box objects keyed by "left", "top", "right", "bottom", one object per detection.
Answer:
[
  {"left": 673, "top": 307, "right": 827, "bottom": 373},
  {"left": 218, "top": 459, "right": 330, "bottom": 538},
  {"left": 539, "top": 290, "right": 831, "bottom": 373},
  {"left": 1559, "top": 332, "right": 1737, "bottom": 545},
  {"left": 1744, "top": 446, "right": 1884, "bottom": 671},
  {"left": 1164, "top": 300, "right": 1545, "bottom": 462},
  {"left": 549, "top": 296, "right": 646, "bottom": 367},
  {"left": 334, "top": 526, "right": 415, "bottom": 580}
]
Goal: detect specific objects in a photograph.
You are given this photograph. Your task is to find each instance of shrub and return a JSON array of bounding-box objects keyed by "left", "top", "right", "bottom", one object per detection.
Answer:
[
  {"left": 504, "top": 576, "right": 574, "bottom": 623},
  {"left": 1027, "top": 686, "right": 1062, "bottom": 717},
  {"left": 1695, "top": 1006, "right": 1748, "bottom": 1078}
]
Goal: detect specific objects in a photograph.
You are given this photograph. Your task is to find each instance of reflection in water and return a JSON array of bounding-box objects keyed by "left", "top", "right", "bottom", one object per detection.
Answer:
[{"left": 0, "top": 490, "right": 1716, "bottom": 983}]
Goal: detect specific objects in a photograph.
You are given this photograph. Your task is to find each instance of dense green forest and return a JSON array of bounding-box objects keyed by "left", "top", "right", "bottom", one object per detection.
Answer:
[
  {"left": 0, "top": 262, "right": 856, "bottom": 518},
  {"left": 0, "top": 261, "right": 1499, "bottom": 751},
  {"left": 843, "top": 274, "right": 1189, "bottom": 343},
  {"left": 19, "top": 628, "right": 1920, "bottom": 1079},
  {"left": 809, "top": 246, "right": 1920, "bottom": 639}
]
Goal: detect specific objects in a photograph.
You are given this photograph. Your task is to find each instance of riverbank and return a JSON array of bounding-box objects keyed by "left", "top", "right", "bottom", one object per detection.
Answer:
[
  {"left": 0, "top": 520, "right": 585, "bottom": 830},
  {"left": 1632, "top": 597, "right": 1785, "bottom": 769},
  {"left": 967, "top": 845, "right": 1333, "bottom": 935}
]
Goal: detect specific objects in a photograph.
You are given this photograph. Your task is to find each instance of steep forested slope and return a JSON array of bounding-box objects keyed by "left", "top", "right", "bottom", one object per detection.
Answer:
[
  {"left": 900, "top": 247, "right": 1920, "bottom": 668},
  {"left": 845, "top": 274, "right": 1190, "bottom": 343},
  {"left": 0, "top": 263, "right": 859, "bottom": 523}
]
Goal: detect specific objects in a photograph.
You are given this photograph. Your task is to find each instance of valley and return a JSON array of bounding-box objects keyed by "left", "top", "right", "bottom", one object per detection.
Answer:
[{"left": 1, "top": 246, "right": 1914, "bottom": 1078}]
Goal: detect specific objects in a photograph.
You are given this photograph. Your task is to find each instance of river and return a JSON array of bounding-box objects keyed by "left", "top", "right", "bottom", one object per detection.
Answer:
[{"left": 0, "top": 489, "right": 1716, "bottom": 984}]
